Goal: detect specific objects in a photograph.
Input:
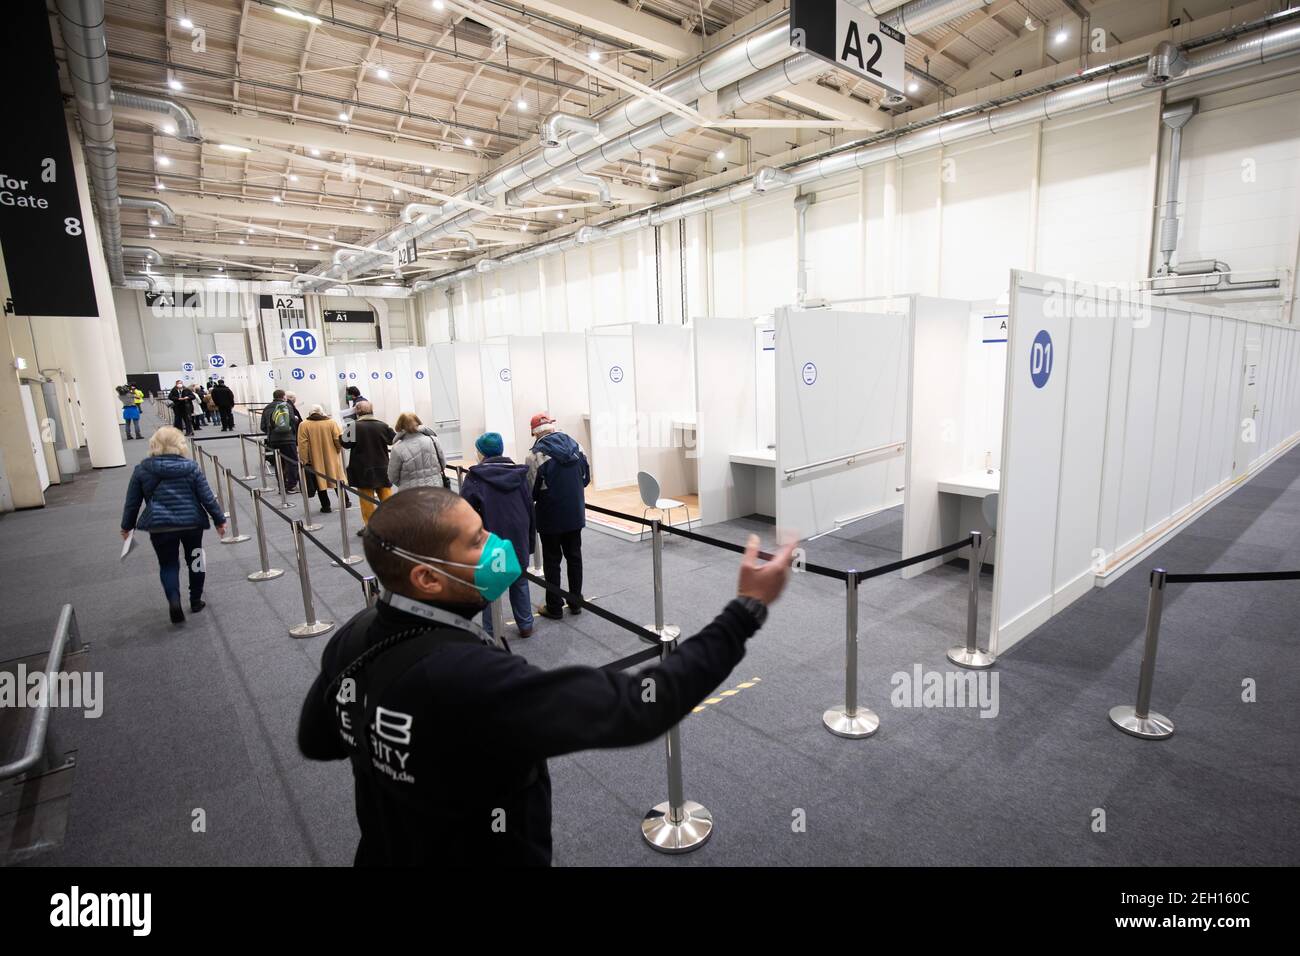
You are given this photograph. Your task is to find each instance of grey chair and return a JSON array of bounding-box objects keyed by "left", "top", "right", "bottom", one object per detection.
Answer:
[
  {"left": 637, "top": 471, "right": 694, "bottom": 530},
  {"left": 981, "top": 491, "right": 999, "bottom": 532}
]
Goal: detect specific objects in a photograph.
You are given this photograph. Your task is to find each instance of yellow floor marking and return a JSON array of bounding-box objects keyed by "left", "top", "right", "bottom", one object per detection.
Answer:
[{"left": 692, "top": 678, "right": 763, "bottom": 716}]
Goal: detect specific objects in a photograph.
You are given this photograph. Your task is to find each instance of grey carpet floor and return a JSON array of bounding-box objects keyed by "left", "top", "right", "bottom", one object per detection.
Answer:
[{"left": 2, "top": 406, "right": 1297, "bottom": 866}]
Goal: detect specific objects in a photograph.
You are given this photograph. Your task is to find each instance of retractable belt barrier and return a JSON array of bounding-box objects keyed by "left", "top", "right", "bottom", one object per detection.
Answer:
[{"left": 1110, "top": 565, "right": 1300, "bottom": 740}]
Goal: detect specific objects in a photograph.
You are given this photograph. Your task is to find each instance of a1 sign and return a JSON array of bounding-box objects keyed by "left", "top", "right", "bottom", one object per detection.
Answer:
[{"left": 790, "top": 0, "right": 906, "bottom": 97}]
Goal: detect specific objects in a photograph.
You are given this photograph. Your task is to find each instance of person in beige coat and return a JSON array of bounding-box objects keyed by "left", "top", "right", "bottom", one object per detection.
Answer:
[{"left": 297, "top": 405, "right": 348, "bottom": 513}]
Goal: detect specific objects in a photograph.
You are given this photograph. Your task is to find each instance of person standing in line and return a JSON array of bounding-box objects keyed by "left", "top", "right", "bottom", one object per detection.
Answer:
[
  {"left": 387, "top": 412, "right": 449, "bottom": 490},
  {"left": 525, "top": 413, "right": 590, "bottom": 621},
  {"left": 210, "top": 379, "right": 236, "bottom": 431},
  {"left": 167, "top": 380, "right": 195, "bottom": 435},
  {"left": 298, "top": 404, "right": 347, "bottom": 513},
  {"left": 260, "top": 388, "right": 300, "bottom": 493},
  {"left": 460, "top": 432, "right": 535, "bottom": 639},
  {"left": 343, "top": 400, "right": 395, "bottom": 532},
  {"left": 118, "top": 385, "right": 143, "bottom": 440},
  {"left": 120, "top": 425, "right": 227, "bottom": 624},
  {"left": 340, "top": 385, "right": 367, "bottom": 424},
  {"left": 201, "top": 387, "right": 218, "bottom": 427}
]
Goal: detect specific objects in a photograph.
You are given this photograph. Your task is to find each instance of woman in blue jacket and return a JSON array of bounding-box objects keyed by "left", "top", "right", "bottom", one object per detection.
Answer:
[{"left": 121, "top": 426, "right": 227, "bottom": 623}]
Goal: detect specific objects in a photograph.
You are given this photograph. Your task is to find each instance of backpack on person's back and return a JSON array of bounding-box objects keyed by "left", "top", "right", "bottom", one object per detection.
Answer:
[{"left": 268, "top": 401, "right": 295, "bottom": 443}]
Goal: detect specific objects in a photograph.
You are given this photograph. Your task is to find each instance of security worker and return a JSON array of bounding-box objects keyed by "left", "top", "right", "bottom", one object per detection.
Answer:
[{"left": 297, "top": 486, "right": 796, "bottom": 866}]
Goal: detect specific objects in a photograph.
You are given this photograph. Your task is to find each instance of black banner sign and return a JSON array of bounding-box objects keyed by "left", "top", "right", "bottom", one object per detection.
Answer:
[
  {"left": 0, "top": 2, "right": 98, "bottom": 317},
  {"left": 322, "top": 309, "right": 375, "bottom": 323}
]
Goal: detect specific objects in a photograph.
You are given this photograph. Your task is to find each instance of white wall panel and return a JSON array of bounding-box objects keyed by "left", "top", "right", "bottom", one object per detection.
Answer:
[{"left": 587, "top": 331, "right": 638, "bottom": 489}]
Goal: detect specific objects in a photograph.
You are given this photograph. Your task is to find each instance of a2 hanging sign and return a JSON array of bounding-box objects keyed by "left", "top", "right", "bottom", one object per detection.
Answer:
[{"left": 790, "top": 0, "right": 907, "bottom": 98}]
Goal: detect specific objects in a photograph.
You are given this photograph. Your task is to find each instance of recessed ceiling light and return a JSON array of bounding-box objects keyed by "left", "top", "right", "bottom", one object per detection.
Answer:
[
  {"left": 519, "top": 223, "right": 528, "bottom": 231},
  {"left": 555, "top": 211, "right": 563, "bottom": 220},
  {"left": 432, "top": 0, "right": 445, "bottom": 9},
  {"left": 374, "top": 65, "right": 390, "bottom": 80},
  {"left": 149, "top": 230, "right": 156, "bottom": 238},
  {"left": 217, "top": 143, "right": 252, "bottom": 153},
  {"left": 275, "top": 6, "right": 322, "bottom": 26},
  {"left": 588, "top": 49, "right": 601, "bottom": 61},
  {"left": 247, "top": 227, "right": 255, "bottom": 233},
  {"left": 715, "top": 150, "right": 725, "bottom": 160},
  {"left": 288, "top": 174, "right": 299, "bottom": 182},
  {"left": 217, "top": 266, "right": 224, "bottom": 272},
  {"left": 392, "top": 187, "right": 401, "bottom": 196},
  {"left": 239, "top": 238, "right": 246, "bottom": 244},
  {"left": 464, "top": 136, "right": 474, "bottom": 146},
  {"left": 272, "top": 194, "right": 283, "bottom": 203},
  {"left": 338, "top": 111, "right": 349, "bottom": 121},
  {"left": 423, "top": 166, "right": 432, "bottom": 173},
  {"left": 156, "top": 180, "right": 166, "bottom": 190},
  {"left": 162, "top": 122, "right": 177, "bottom": 134},
  {"left": 364, "top": 204, "right": 374, "bottom": 212},
  {"left": 178, "top": 17, "right": 194, "bottom": 29},
  {"left": 908, "top": 81, "right": 919, "bottom": 93},
  {"left": 1055, "top": 29, "right": 1068, "bottom": 44},
  {"left": 156, "top": 155, "right": 171, "bottom": 166},
  {"left": 517, "top": 98, "right": 528, "bottom": 110},
  {"left": 311, "top": 244, "right": 320, "bottom": 250},
  {"left": 327, "top": 233, "right": 335, "bottom": 240},
  {"left": 308, "top": 147, "right": 320, "bottom": 156},
  {"left": 149, "top": 218, "right": 159, "bottom": 226},
  {"left": 168, "top": 77, "right": 183, "bottom": 91}
]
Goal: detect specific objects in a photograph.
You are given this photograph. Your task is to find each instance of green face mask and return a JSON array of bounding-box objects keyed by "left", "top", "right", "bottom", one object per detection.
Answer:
[{"left": 381, "top": 531, "right": 522, "bottom": 602}]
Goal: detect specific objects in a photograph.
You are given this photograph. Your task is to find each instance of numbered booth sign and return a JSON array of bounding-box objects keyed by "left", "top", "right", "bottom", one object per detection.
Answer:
[{"left": 285, "top": 329, "right": 319, "bottom": 357}]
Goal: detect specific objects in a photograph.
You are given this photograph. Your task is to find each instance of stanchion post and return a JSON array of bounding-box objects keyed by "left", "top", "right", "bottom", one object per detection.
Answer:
[
  {"left": 489, "top": 595, "right": 508, "bottom": 649},
  {"left": 948, "top": 531, "right": 995, "bottom": 669},
  {"left": 361, "top": 575, "right": 380, "bottom": 608},
  {"left": 273, "top": 448, "right": 294, "bottom": 509},
  {"left": 246, "top": 489, "right": 284, "bottom": 581},
  {"left": 289, "top": 520, "right": 334, "bottom": 638},
  {"left": 642, "top": 519, "right": 680, "bottom": 643},
  {"left": 299, "top": 462, "right": 322, "bottom": 531},
  {"left": 211, "top": 455, "right": 229, "bottom": 519},
  {"left": 332, "top": 482, "right": 364, "bottom": 567},
  {"left": 1109, "top": 569, "right": 1174, "bottom": 739},
  {"left": 529, "top": 526, "right": 542, "bottom": 573},
  {"left": 220, "top": 469, "right": 249, "bottom": 544},
  {"left": 238, "top": 434, "right": 256, "bottom": 481},
  {"left": 256, "top": 436, "right": 270, "bottom": 489},
  {"left": 822, "top": 570, "right": 880, "bottom": 738},
  {"left": 641, "top": 631, "right": 713, "bottom": 853}
]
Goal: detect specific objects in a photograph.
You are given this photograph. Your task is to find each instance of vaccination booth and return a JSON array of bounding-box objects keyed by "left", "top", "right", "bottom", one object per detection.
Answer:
[{"left": 989, "top": 269, "right": 1300, "bottom": 653}]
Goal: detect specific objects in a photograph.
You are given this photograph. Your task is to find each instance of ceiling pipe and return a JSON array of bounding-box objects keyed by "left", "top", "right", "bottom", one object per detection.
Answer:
[
  {"left": 572, "top": 175, "right": 614, "bottom": 208},
  {"left": 309, "top": 0, "right": 952, "bottom": 284},
  {"left": 122, "top": 245, "right": 163, "bottom": 264},
  {"left": 754, "top": 166, "right": 793, "bottom": 193},
  {"left": 429, "top": 15, "right": 1300, "bottom": 290},
  {"left": 120, "top": 196, "right": 175, "bottom": 225},
  {"left": 540, "top": 113, "right": 601, "bottom": 148},
  {"left": 110, "top": 88, "right": 202, "bottom": 143},
  {"left": 401, "top": 202, "right": 443, "bottom": 223},
  {"left": 1156, "top": 99, "right": 1199, "bottom": 275},
  {"left": 575, "top": 225, "right": 605, "bottom": 244}
]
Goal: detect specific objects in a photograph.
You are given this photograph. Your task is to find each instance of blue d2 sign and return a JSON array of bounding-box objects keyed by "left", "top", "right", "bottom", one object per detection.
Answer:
[
  {"left": 1030, "top": 330, "right": 1054, "bottom": 389},
  {"left": 287, "top": 330, "right": 317, "bottom": 356}
]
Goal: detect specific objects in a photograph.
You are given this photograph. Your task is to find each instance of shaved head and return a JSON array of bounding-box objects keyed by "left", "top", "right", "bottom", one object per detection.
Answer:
[{"left": 363, "top": 487, "right": 469, "bottom": 593}]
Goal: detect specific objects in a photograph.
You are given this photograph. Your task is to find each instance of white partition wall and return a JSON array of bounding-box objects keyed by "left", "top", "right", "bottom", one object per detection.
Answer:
[
  {"left": 478, "top": 341, "right": 517, "bottom": 456},
  {"left": 453, "top": 343, "right": 484, "bottom": 459},
  {"left": 365, "top": 349, "right": 403, "bottom": 422},
  {"left": 272, "top": 356, "right": 338, "bottom": 416},
  {"left": 406, "top": 346, "right": 434, "bottom": 424},
  {"left": 991, "top": 270, "right": 1300, "bottom": 653},
  {"left": 335, "top": 352, "right": 370, "bottom": 404},
  {"left": 774, "top": 307, "right": 910, "bottom": 539},
  {"left": 633, "top": 325, "right": 696, "bottom": 498},
  {"left": 507, "top": 336, "right": 548, "bottom": 463},
  {"left": 695, "top": 317, "right": 760, "bottom": 524},
  {"left": 587, "top": 327, "right": 638, "bottom": 489},
  {"left": 425, "top": 343, "right": 462, "bottom": 458},
  {"left": 542, "top": 332, "right": 590, "bottom": 458}
]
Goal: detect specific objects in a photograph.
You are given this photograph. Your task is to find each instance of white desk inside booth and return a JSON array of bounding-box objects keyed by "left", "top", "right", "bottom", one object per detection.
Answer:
[
  {"left": 728, "top": 447, "right": 777, "bottom": 517},
  {"left": 937, "top": 468, "right": 1000, "bottom": 561}
]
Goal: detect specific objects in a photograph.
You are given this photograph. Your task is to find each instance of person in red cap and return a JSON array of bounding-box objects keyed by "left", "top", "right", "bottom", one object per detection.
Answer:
[{"left": 525, "top": 412, "right": 590, "bottom": 620}]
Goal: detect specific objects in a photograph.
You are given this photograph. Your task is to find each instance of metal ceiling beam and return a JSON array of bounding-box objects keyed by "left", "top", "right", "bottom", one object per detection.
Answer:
[
  {"left": 771, "top": 82, "right": 888, "bottom": 128},
  {"left": 517, "top": 0, "right": 702, "bottom": 59}
]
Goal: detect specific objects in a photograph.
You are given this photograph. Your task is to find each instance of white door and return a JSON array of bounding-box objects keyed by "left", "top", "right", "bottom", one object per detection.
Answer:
[
  {"left": 20, "top": 385, "right": 51, "bottom": 491},
  {"left": 1233, "top": 343, "right": 1262, "bottom": 477}
]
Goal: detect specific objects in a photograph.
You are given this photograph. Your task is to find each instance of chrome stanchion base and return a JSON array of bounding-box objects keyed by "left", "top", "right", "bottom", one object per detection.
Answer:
[
  {"left": 221, "top": 534, "right": 251, "bottom": 545},
  {"left": 641, "top": 623, "right": 681, "bottom": 646},
  {"left": 822, "top": 706, "right": 880, "bottom": 739},
  {"left": 641, "top": 800, "right": 713, "bottom": 853},
  {"left": 332, "top": 555, "right": 365, "bottom": 567},
  {"left": 278, "top": 500, "right": 297, "bottom": 510},
  {"left": 1108, "top": 705, "right": 1174, "bottom": 740},
  {"left": 947, "top": 646, "right": 997, "bottom": 669},
  {"left": 247, "top": 568, "right": 285, "bottom": 582},
  {"left": 289, "top": 620, "right": 334, "bottom": 638},
  {"left": 301, "top": 521, "right": 323, "bottom": 532}
]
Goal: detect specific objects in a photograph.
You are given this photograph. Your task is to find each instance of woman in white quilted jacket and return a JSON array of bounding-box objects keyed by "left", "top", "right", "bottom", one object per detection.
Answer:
[{"left": 387, "top": 412, "right": 450, "bottom": 490}]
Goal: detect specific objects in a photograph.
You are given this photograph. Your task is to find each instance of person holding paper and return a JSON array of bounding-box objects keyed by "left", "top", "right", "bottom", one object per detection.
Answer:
[{"left": 120, "top": 426, "right": 227, "bottom": 624}]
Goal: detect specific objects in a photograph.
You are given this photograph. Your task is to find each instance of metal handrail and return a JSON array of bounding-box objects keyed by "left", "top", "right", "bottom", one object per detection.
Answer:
[
  {"left": 782, "top": 440, "right": 906, "bottom": 480},
  {"left": 0, "top": 604, "right": 82, "bottom": 781}
]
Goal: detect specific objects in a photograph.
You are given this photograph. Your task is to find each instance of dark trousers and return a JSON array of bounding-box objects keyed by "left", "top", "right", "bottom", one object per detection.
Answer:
[
  {"left": 540, "top": 530, "right": 583, "bottom": 613},
  {"left": 149, "top": 528, "right": 206, "bottom": 605},
  {"left": 268, "top": 443, "right": 299, "bottom": 491},
  {"left": 219, "top": 408, "right": 235, "bottom": 430},
  {"left": 173, "top": 408, "right": 192, "bottom": 434}
]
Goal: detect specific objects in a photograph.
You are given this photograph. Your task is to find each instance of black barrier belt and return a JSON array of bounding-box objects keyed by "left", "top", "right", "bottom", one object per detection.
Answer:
[
  {"left": 1166, "top": 569, "right": 1300, "bottom": 585},
  {"left": 854, "top": 535, "right": 975, "bottom": 582},
  {"left": 301, "top": 527, "right": 365, "bottom": 582},
  {"left": 521, "top": 569, "right": 659, "bottom": 644},
  {"left": 230, "top": 475, "right": 254, "bottom": 493},
  {"left": 585, "top": 501, "right": 652, "bottom": 525},
  {"left": 300, "top": 463, "right": 383, "bottom": 506},
  {"left": 600, "top": 645, "right": 663, "bottom": 672},
  {"left": 190, "top": 433, "right": 259, "bottom": 442},
  {"left": 658, "top": 522, "right": 847, "bottom": 581}
]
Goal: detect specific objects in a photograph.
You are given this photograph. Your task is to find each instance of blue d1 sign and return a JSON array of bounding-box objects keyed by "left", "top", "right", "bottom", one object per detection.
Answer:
[
  {"left": 291, "top": 368, "right": 305, "bottom": 380},
  {"left": 287, "top": 330, "right": 317, "bottom": 356},
  {"left": 1030, "top": 330, "right": 1054, "bottom": 389},
  {"left": 801, "top": 362, "right": 818, "bottom": 386}
]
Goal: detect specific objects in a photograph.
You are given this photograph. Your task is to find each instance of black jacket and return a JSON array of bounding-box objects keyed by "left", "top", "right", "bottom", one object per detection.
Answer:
[
  {"left": 210, "top": 384, "right": 235, "bottom": 410},
  {"left": 527, "top": 432, "right": 590, "bottom": 535},
  {"left": 460, "top": 456, "right": 533, "bottom": 568},
  {"left": 297, "top": 596, "right": 761, "bottom": 866},
  {"left": 343, "top": 415, "right": 396, "bottom": 489},
  {"left": 168, "top": 386, "right": 195, "bottom": 412}
]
